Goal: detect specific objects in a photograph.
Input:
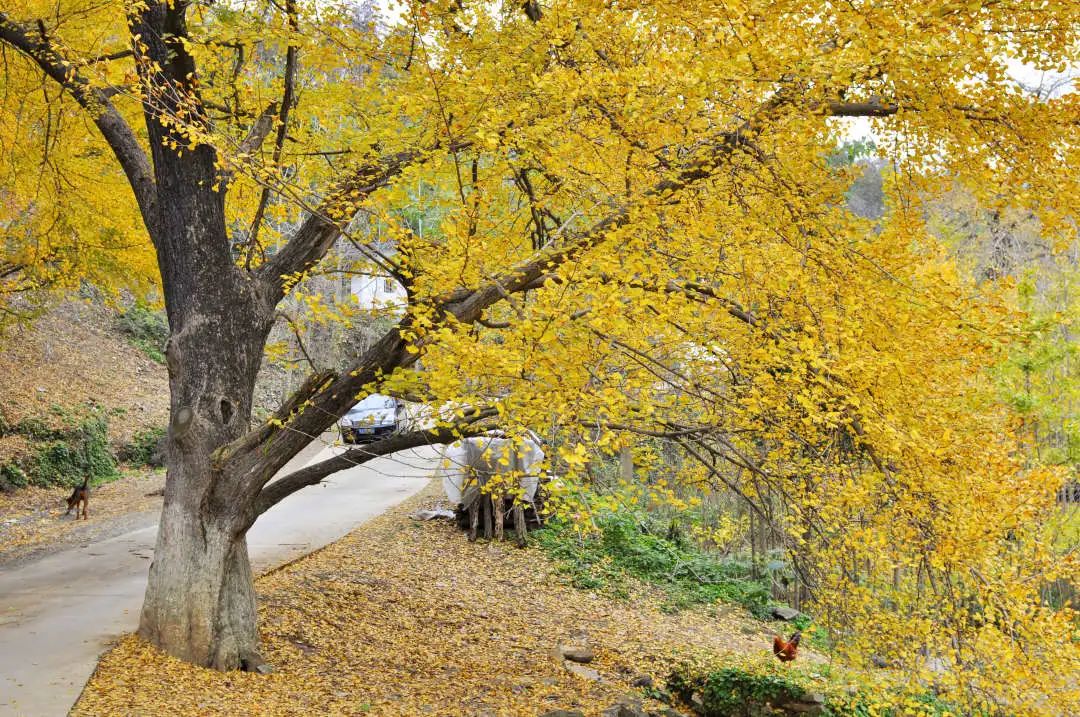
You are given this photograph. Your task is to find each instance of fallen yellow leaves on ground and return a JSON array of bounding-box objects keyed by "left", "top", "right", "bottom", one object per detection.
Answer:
[{"left": 74, "top": 481, "right": 778, "bottom": 716}]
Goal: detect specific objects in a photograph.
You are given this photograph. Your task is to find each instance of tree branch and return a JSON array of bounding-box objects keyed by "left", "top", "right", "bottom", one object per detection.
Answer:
[
  {"left": 81, "top": 48, "right": 134, "bottom": 64},
  {"left": 211, "top": 368, "right": 337, "bottom": 471},
  {"left": 227, "top": 94, "right": 790, "bottom": 491},
  {"left": 244, "top": 0, "right": 300, "bottom": 268},
  {"left": 824, "top": 98, "right": 899, "bottom": 117},
  {"left": 256, "top": 138, "right": 471, "bottom": 298},
  {"left": 581, "top": 421, "right": 711, "bottom": 439},
  {"left": 0, "top": 12, "right": 158, "bottom": 233},
  {"left": 238, "top": 103, "right": 279, "bottom": 156},
  {"left": 275, "top": 311, "right": 318, "bottom": 371},
  {"left": 257, "top": 149, "right": 425, "bottom": 297},
  {"left": 250, "top": 408, "right": 498, "bottom": 517},
  {"left": 432, "top": 109, "right": 778, "bottom": 322},
  {"left": 214, "top": 102, "right": 277, "bottom": 191}
]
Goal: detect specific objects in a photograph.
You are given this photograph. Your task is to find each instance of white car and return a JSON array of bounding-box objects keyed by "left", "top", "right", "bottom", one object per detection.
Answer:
[{"left": 338, "top": 394, "right": 405, "bottom": 444}]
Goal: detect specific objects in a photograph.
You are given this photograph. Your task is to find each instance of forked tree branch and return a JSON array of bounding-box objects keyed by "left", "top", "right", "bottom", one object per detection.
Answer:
[
  {"left": 258, "top": 135, "right": 476, "bottom": 301},
  {"left": 232, "top": 86, "right": 914, "bottom": 500},
  {"left": 226, "top": 94, "right": 795, "bottom": 492}
]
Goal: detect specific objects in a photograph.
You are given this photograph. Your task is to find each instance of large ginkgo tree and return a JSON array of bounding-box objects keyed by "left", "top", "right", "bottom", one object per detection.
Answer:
[{"left": 1, "top": 0, "right": 1077, "bottom": 712}]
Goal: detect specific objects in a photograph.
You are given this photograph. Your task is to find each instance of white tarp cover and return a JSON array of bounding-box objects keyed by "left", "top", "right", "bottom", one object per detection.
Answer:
[{"left": 437, "top": 435, "right": 544, "bottom": 505}]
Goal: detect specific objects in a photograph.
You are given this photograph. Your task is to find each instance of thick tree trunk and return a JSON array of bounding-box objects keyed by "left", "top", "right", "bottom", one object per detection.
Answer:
[
  {"left": 138, "top": 334, "right": 271, "bottom": 668},
  {"left": 137, "top": 331, "right": 271, "bottom": 667},
  {"left": 139, "top": 507, "right": 261, "bottom": 669},
  {"left": 135, "top": 184, "right": 275, "bottom": 667},
  {"left": 137, "top": 293, "right": 274, "bottom": 666}
]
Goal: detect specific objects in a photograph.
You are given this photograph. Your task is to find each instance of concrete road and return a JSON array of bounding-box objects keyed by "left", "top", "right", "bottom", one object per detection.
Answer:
[{"left": 0, "top": 442, "right": 438, "bottom": 717}]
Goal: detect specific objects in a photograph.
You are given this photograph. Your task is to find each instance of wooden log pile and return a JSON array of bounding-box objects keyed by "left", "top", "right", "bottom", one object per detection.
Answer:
[{"left": 454, "top": 483, "right": 547, "bottom": 545}]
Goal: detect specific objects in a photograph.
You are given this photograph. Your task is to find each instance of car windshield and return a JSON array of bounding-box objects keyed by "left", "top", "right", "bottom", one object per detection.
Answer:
[{"left": 351, "top": 394, "right": 394, "bottom": 412}]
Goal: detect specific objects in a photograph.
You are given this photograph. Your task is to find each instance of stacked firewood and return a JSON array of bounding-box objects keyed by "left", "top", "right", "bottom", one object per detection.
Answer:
[{"left": 454, "top": 482, "right": 547, "bottom": 545}]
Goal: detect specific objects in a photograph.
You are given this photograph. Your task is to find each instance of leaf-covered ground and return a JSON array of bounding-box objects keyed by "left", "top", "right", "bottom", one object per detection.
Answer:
[{"left": 74, "top": 482, "right": 799, "bottom": 716}]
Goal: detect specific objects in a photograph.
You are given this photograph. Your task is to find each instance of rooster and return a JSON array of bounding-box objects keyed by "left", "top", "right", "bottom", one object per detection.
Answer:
[{"left": 772, "top": 631, "right": 801, "bottom": 662}]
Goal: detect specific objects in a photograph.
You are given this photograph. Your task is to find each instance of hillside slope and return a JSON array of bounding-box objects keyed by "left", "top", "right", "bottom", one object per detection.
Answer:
[
  {"left": 0, "top": 299, "right": 169, "bottom": 476},
  {"left": 0, "top": 299, "right": 170, "bottom": 562}
]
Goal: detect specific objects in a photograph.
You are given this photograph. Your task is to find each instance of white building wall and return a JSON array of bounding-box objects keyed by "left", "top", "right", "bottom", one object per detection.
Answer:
[{"left": 350, "top": 274, "right": 407, "bottom": 316}]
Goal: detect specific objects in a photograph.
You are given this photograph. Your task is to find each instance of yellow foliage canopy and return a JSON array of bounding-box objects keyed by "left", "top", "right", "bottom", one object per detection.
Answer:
[
  {"left": 2, "top": 0, "right": 1078, "bottom": 712},
  {"left": 0, "top": 4, "right": 158, "bottom": 317}
]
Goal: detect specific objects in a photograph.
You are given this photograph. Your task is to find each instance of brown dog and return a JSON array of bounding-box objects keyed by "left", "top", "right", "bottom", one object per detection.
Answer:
[{"left": 65, "top": 476, "right": 89, "bottom": 520}]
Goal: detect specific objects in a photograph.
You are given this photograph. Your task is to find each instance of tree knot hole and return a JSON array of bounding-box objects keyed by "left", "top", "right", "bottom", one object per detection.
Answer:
[{"left": 220, "top": 398, "right": 234, "bottom": 426}]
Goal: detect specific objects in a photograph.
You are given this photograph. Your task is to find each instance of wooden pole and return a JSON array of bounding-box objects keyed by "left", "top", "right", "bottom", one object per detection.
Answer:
[
  {"left": 468, "top": 499, "right": 479, "bottom": 542},
  {"left": 483, "top": 492, "right": 494, "bottom": 539},
  {"left": 494, "top": 493, "right": 505, "bottom": 541},
  {"left": 514, "top": 504, "right": 527, "bottom": 546}
]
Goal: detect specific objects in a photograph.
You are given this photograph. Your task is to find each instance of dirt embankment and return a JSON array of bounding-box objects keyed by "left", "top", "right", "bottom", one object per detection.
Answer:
[{"left": 0, "top": 300, "right": 169, "bottom": 462}]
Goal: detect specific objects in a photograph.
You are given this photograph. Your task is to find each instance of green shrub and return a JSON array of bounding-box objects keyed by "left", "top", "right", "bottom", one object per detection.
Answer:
[
  {"left": 28, "top": 412, "right": 117, "bottom": 487},
  {"left": 129, "top": 338, "right": 165, "bottom": 364},
  {"left": 117, "top": 303, "right": 168, "bottom": 364},
  {"left": 0, "top": 462, "right": 29, "bottom": 491},
  {"left": 0, "top": 404, "right": 123, "bottom": 489},
  {"left": 14, "top": 416, "right": 58, "bottom": 440},
  {"left": 533, "top": 511, "right": 771, "bottom": 615},
  {"left": 667, "top": 663, "right": 966, "bottom": 717},
  {"left": 668, "top": 664, "right": 808, "bottom": 717},
  {"left": 118, "top": 426, "right": 166, "bottom": 467}
]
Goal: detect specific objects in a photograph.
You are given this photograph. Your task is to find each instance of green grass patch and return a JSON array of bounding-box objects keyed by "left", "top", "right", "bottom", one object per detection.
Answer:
[
  {"left": 532, "top": 510, "right": 771, "bottom": 615},
  {"left": 116, "top": 303, "right": 168, "bottom": 364}
]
